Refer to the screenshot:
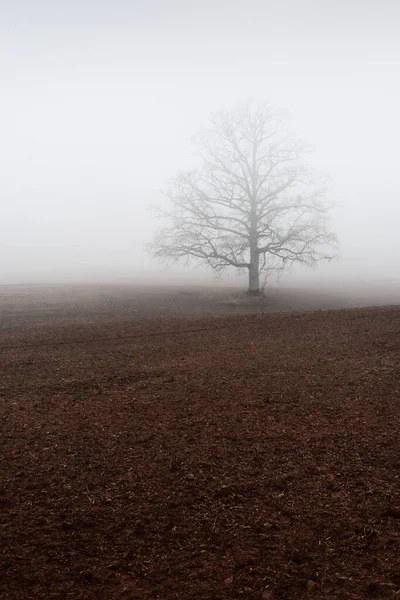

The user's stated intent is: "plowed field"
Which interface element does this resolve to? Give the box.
[1,292,399,599]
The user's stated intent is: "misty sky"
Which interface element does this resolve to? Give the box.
[1,0,400,285]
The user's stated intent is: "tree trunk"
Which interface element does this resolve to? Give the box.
[248,246,260,295]
[249,155,260,295]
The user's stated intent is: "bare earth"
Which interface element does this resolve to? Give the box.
[0,285,399,599]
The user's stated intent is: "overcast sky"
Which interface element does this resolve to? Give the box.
[1,0,399,285]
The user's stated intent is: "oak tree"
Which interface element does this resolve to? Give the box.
[154,101,336,294]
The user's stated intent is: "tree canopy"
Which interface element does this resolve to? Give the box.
[154,100,337,294]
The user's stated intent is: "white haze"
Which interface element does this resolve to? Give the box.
[1,0,399,287]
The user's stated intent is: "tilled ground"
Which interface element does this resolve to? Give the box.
[0,307,399,599]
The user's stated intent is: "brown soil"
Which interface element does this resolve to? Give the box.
[0,289,399,599]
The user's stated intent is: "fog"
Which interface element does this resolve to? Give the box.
[1,0,400,288]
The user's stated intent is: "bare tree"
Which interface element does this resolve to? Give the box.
[154,101,337,295]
